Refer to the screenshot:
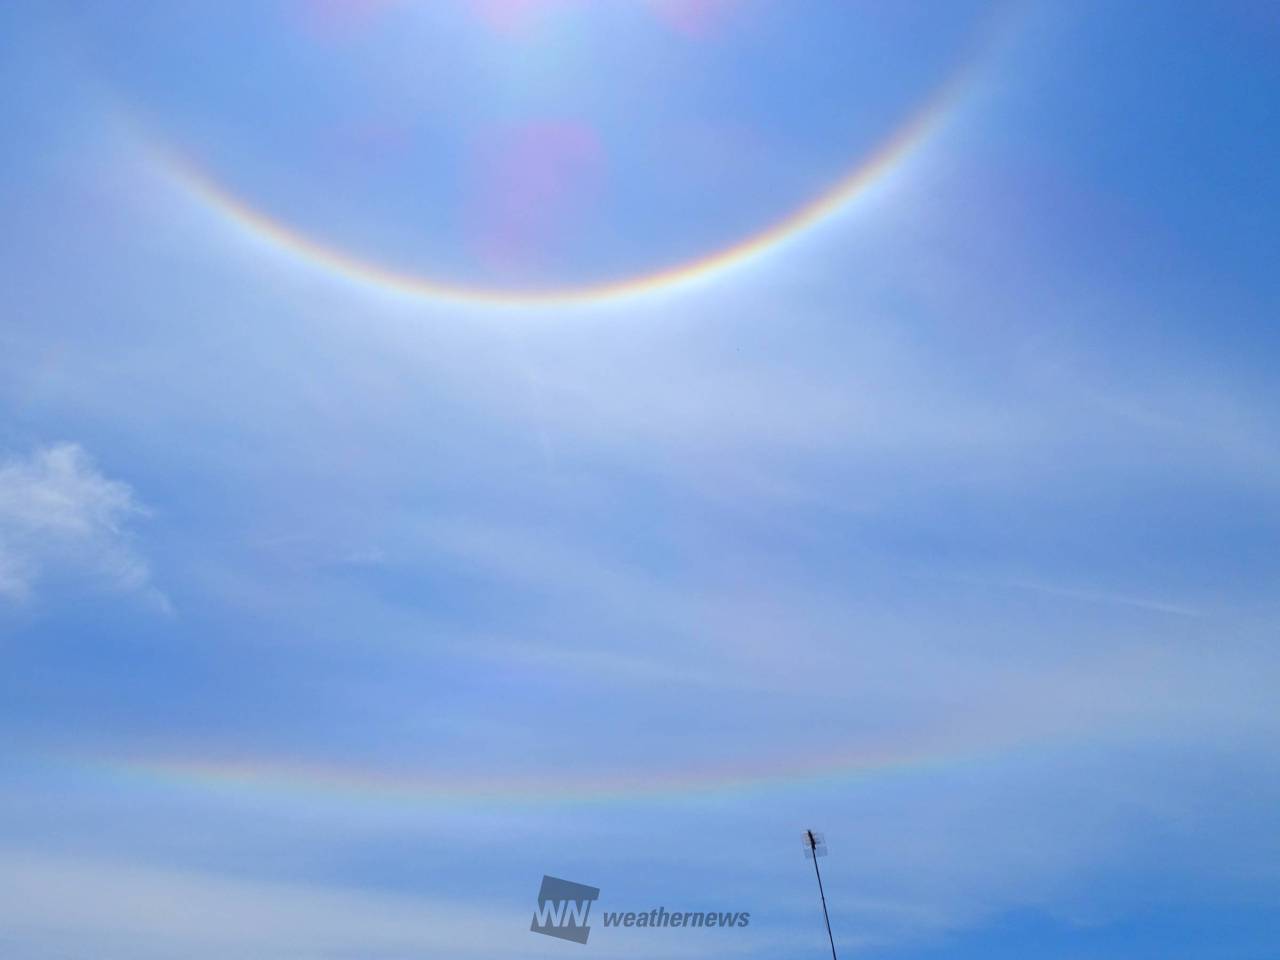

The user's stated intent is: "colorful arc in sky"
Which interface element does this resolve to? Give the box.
[150,68,975,310]
[77,720,1058,810]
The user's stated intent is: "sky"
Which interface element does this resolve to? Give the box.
[1,2,1278,958]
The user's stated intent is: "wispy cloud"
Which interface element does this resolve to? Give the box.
[0,444,163,608]
[0,853,783,960]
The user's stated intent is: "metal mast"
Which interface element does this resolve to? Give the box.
[803,829,838,960]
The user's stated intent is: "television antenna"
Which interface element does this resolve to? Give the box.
[803,829,838,960]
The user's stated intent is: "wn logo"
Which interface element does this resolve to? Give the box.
[531,875,600,944]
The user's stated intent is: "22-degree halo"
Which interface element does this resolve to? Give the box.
[151,62,976,309]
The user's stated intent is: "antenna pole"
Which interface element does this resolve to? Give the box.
[806,831,838,960]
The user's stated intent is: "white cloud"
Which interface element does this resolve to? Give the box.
[0,443,160,606]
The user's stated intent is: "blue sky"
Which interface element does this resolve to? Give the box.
[1,2,1278,957]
